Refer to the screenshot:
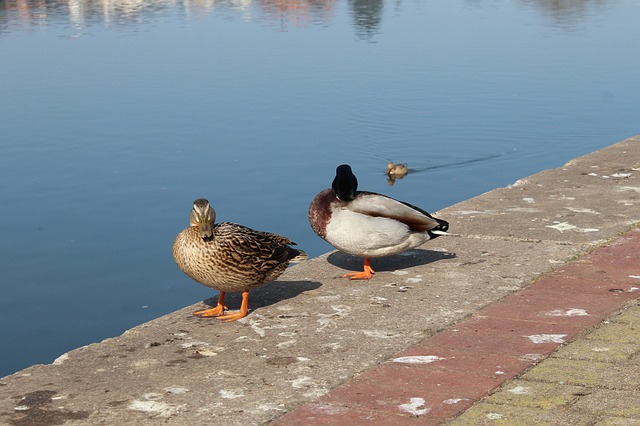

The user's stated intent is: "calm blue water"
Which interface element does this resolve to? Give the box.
[1,0,638,377]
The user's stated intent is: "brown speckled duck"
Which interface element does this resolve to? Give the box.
[385,162,409,185]
[172,198,307,322]
[309,164,449,280]
[386,162,408,177]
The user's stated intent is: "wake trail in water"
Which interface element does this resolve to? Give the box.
[409,153,506,174]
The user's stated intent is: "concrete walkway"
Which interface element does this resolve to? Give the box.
[1,136,639,425]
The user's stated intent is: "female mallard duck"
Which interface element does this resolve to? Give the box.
[386,162,408,177]
[309,164,449,280]
[173,198,307,322]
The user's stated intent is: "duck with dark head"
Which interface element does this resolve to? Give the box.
[309,164,448,280]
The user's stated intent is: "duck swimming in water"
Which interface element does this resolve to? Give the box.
[386,162,408,177]
[309,164,449,280]
[385,162,409,185]
[173,198,307,321]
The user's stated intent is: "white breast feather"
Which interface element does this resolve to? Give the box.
[325,207,432,257]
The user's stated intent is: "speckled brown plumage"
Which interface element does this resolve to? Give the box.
[172,198,306,321]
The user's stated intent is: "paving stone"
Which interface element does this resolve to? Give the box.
[521,358,640,390]
[427,316,582,358]
[611,302,640,326]
[318,363,501,421]
[481,379,589,409]
[272,403,433,426]
[573,389,640,419]
[596,417,640,425]
[390,344,530,380]
[447,402,596,425]
[585,320,640,344]
[551,338,639,362]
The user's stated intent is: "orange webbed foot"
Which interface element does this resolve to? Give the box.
[342,258,375,280]
[194,292,227,317]
[194,304,227,317]
[215,290,249,322]
[216,310,248,322]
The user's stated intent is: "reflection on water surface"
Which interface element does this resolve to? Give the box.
[0,0,620,37]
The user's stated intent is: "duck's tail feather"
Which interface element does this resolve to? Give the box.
[428,217,449,239]
[289,249,308,263]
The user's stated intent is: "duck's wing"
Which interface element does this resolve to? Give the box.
[218,223,300,273]
[346,192,442,232]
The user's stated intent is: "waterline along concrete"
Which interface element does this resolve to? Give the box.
[1,136,639,425]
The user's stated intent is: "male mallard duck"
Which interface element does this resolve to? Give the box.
[172,198,307,322]
[309,164,449,280]
[386,162,408,177]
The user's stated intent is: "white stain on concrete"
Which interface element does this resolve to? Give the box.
[527,334,567,344]
[52,353,69,365]
[391,355,444,364]
[617,186,640,194]
[405,277,423,284]
[487,413,504,420]
[591,347,611,352]
[180,341,210,349]
[315,295,341,302]
[508,386,531,395]
[194,348,218,357]
[450,209,498,216]
[391,270,409,275]
[289,377,326,398]
[398,397,430,416]
[276,340,296,349]
[276,305,293,311]
[565,207,600,215]
[255,403,286,413]
[14,406,29,411]
[164,386,189,395]
[290,377,313,389]
[249,322,266,338]
[545,222,599,233]
[610,173,633,178]
[507,207,541,213]
[545,308,589,317]
[219,390,243,399]
[362,330,403,339]
[132,358,160,369]
[519,353,544,362]
[316,305,351,331]
[128,393,184,418]
[443,398,466,405]
[510,178,528,187]
[523,197,535,204]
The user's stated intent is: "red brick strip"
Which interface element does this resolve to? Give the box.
[273,229,640,425]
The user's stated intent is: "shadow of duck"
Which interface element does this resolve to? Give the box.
[200,280,322,313]
[327,249,456,274]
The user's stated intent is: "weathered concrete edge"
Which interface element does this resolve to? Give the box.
[0,135,638,426]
